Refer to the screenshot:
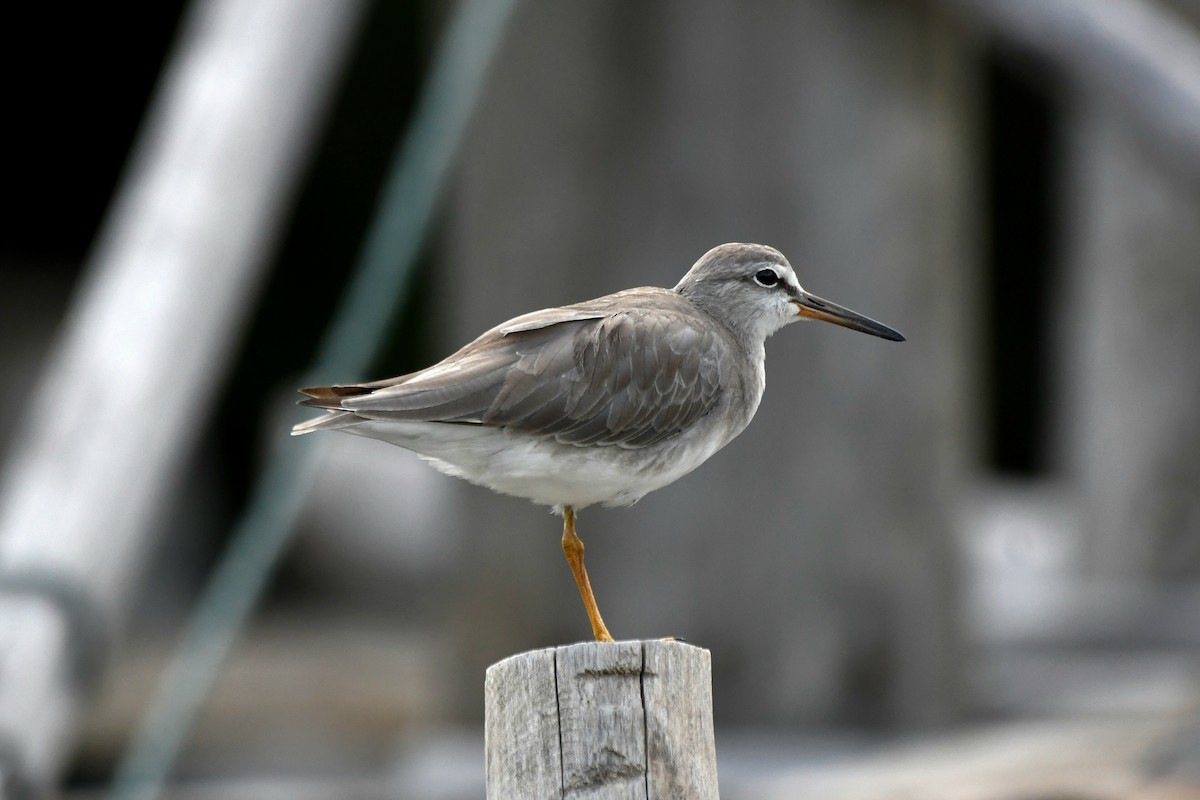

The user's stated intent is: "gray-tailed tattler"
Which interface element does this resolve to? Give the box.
[293,243,904,641]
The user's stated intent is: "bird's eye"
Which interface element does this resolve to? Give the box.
[754,269,780,288]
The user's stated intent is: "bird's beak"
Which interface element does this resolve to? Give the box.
[792,292,905,341]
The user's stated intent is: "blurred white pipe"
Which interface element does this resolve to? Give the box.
[0,0,363,792]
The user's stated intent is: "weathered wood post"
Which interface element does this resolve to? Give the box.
[485,640,718,799]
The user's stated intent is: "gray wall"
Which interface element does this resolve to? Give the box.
[1059,107,1200,581]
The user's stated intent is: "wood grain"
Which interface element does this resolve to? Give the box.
[485,640,718,799]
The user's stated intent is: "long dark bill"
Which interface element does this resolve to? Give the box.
[792,292,905,342]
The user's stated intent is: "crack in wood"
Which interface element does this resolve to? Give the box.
[573,664,642,678]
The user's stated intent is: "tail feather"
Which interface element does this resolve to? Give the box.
[291,409,359,436]
[298,384,374,408]
[294,380,411,433]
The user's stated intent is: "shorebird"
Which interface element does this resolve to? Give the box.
[293,243,903,641]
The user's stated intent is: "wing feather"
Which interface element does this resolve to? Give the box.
[300,292,727,449]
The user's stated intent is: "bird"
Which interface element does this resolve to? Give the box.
[292,243,903,642]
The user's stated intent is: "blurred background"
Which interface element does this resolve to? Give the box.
[2,0,1200,797]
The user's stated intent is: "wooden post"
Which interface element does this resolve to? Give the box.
[485,640,719,799]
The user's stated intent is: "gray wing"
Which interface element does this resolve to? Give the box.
[303,307,725,449]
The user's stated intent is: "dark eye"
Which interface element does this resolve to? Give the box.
[754,269,780,288]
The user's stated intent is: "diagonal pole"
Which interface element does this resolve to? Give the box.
[108,1,519,798]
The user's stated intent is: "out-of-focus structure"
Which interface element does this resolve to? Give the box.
[1,0,1198,797]
[0,0,365,795]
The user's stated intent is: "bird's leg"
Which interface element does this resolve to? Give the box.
[561,506,615,642]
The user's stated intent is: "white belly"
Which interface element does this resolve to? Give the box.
[347,418,741,510]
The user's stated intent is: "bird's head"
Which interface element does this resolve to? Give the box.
[674,243,905,345]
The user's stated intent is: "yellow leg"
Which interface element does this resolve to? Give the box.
[561,507,615,642]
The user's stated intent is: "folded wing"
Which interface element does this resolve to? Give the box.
[299,305,724,449]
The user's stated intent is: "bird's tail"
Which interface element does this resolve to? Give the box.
[291,409,360,436]
[291,384,378,436]
[297,384,375,408]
